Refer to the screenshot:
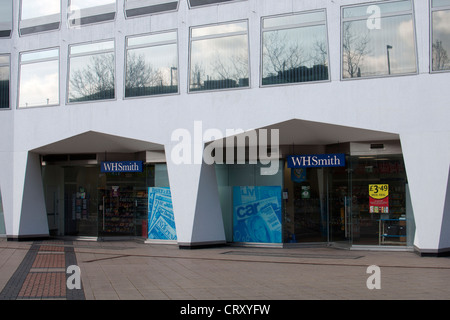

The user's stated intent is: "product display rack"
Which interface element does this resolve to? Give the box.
[100,187,148,236]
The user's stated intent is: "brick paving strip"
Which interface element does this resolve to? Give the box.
[0,241,85,300]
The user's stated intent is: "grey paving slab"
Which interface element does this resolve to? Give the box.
[1,239,450,301]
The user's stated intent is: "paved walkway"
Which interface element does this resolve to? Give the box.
[0,238,450,301]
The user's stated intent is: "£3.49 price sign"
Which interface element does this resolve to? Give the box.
[369,184,389,214]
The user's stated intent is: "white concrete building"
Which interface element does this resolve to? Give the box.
[0,0,449,256]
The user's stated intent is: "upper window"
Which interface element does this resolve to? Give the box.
[189,20,250,92]
[68,0,116,27]
[68,40,115,103]
[0,55,9,109]
[431,0,450,72]
[261,10,329,86]
[126,30,178,98]
[188,0,244,8]
[18,48,60,108]
[20,0,61,36]
[0,0,12,38]
[125,0,179,18]
[341,0,417,79]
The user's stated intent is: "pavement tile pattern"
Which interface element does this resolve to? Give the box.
[0,240,85,300]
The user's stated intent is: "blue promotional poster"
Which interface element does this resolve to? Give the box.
[148,187,177,241]
[233,186,282,243]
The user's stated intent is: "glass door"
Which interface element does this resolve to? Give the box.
[327,163,353,246]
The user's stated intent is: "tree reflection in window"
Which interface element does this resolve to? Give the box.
[431,1,450,72]
[262,10,329,86]
[68,41,115,103]
[125,31,178,98]
[189,21,250,92]
[342,0,417,79]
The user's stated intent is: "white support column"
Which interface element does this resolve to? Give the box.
[401,132,450,255]
[0,152,48,240]
[0,151,15,238]
[166,152,226,248]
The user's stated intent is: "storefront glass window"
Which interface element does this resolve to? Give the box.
[431,0,450,71]
[42,162,166,238]
[216,162,284,244]
[189,20,250,92]
[350,155,408,246]
[20,0,61,35]
[283,150,410,247]
[261,10,329,86]
[341,0,417,79]
[125,30,178,98]
[18,48,59,108]
[68,0,116,27]
[125,0,179,18]
[0,55,9,109]
[0,0,12,38]
[68,40,115,103]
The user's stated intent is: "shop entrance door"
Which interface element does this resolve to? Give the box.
[284,164,353,245]
[98,172,149,239]
[327,166,353,246]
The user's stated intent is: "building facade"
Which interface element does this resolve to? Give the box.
[0,0,450,256]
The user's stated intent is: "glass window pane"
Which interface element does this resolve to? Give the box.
[263,11,326,29]
[0,0,12,37]
[68,0,116,27]
[432,0,450,8]
[190,33,249,91]
[262,11,329,86]
[70,41,115,55]
[125,0,179,18]
[188,0,239,8]
[19,50,59,108]
[192,21,247,38]
[127,31,177,47]
[343,0,412,19]
[69,52,115,103]
[0,55,9,109]
[20,0,61,35]
[432,10,450,71]
[342,5,417,79]
[126,32,178,98]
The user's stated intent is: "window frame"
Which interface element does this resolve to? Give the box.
[0,53,10,110]
[124,0,180,19]
[67,0,117,28]
[67,39,116,105]
[188,19,251,93]
[340,0,419,81]
[124,29,180,99]
[19,0,61,36]
[430,0,450,73]
[260,8,331,88]
[18,47,60,109]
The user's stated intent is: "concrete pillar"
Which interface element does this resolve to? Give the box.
[0,152,48,240]
[166,150,226,248]
[401,132,450,256]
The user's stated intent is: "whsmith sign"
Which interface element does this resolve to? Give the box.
[101,161,143,173]
[287,154,346,168]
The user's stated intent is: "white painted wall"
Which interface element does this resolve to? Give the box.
[0,0,448,253]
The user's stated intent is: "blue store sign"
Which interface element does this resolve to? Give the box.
[101,161,143,173]
[287,154,346,168]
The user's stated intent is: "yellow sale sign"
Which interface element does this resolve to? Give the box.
[369,184,389,199]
